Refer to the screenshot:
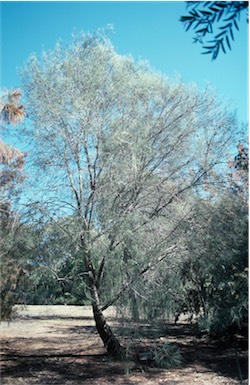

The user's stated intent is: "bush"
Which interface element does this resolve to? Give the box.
[152,343,183,368]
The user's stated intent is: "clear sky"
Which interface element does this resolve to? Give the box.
[0,1,249,125]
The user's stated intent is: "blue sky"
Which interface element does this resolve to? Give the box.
[1,1,249,125]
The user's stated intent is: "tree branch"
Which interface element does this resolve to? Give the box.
[100,244,178,311]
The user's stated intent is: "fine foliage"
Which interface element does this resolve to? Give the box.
[20,30,239,354]
[152,343,183,369]
[134,144,248,337]
[180,1,248,60]
[0,89,26,320]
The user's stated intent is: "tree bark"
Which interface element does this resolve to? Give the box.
[90,283,125,358]
[92,303,125,358]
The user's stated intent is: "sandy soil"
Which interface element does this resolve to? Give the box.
[0,305,248,385]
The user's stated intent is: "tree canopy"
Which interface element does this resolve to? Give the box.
[14,30,247,355]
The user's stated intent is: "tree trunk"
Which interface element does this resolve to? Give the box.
[92,303,125,358]
[82,245,126,358]
[90,283,125,358]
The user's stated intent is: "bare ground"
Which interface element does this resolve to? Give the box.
[0,305,248,385]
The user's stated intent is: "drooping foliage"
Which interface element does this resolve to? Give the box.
[19,29,242,353]
[133,145,248,337]
[180,1,248,60]
[17,218,90,306]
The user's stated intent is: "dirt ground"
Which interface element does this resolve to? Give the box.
[0,305,248,385]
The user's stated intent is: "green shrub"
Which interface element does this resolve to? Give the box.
[152,343,183,369]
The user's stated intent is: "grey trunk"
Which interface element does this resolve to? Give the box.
[91,284,125,358]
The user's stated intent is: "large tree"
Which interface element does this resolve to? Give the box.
[21,30,238,357]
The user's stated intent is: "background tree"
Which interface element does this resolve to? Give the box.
[0,90,26,214]
[20,30,238,357]
[180,1,248,60]
[140,144,248,337]
[0,89,26,320]
[18,218,89,306]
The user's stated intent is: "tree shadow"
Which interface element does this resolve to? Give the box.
[108,318,198,342]
[126,321,248,381]
[15,314,94,321]
[1,350,125,384]
[2,315,248,384]
[65,324,97,334]
[53,316,248,381]
[162,322,248,379]
[178,339,248,380]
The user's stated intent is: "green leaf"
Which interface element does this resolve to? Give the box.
[209,6,221,12]
[208,20,214,33]
[220,40,226,54]
[217,10,224,22]
[193,35,204,44]
[224,14,237,22]
[180,15,194,22]
[233,19,239,30]
[203,45,214,50]
[215,30,227,39]
[226,35,232,50]
[229,27,234,41]
[190,10,200,18]
[194,20,203,29]
[196,27,208,35]
[219,22,232,30]
[215,3,228,8]
[200,10,212,16]
[212,44,220,60]
[186,21,195,32]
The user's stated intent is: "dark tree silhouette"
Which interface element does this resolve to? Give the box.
[180,1,248,60]
[234,143,248,171]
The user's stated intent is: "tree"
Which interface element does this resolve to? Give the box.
[0,90,26,213]
[180,1,248,60]
[144,144,248,337]
[18,219,90,306]
[178,183,248,337]
[0,89,26,320]
[21,30,238,357]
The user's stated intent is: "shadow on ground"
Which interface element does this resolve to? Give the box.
[1,349,128,385]
[14,314,94,321]
[1,314,248,385]
[109,319,248,381]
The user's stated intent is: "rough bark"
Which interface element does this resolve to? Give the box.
[92,302,125,358]
[89,279,125,358]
